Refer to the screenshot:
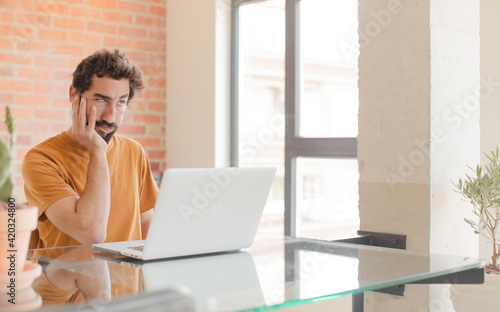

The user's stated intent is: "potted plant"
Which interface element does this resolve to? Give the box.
[450,148,500,311]
[0,106,41,309]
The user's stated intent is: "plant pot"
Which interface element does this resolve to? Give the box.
[0,262,42,290]
[0,284,42,311]
[0,262,41,311]
[0,204,38,275]
[450,273,500,312]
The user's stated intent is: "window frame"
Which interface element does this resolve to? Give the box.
[231,0,357,237]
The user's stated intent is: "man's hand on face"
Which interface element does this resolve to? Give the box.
[70,94,108,155]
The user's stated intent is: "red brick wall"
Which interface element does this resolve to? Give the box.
[0,0,167,201]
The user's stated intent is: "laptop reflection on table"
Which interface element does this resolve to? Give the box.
[99,251,265,312]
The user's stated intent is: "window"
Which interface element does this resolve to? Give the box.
[233,0,286,234]
[232,0,359,239]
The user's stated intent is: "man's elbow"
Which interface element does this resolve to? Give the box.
[76,225,107,245]
[88,232,107,245]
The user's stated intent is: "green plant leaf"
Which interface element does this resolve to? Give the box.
[5,106,16,149]
[464,218,476,227]
[0,106,15,202]
[0,137,11,188]
[0,176,13,203]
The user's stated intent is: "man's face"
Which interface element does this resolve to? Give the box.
[76,75,130,143]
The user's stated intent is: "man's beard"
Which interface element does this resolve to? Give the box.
[95,120,118,143]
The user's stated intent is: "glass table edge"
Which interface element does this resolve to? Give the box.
[234,260,486,312]
[26,235,488,312]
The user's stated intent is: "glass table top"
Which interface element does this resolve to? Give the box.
[24,233,485,311]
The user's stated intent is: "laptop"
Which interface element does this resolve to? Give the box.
[92,167,276,260]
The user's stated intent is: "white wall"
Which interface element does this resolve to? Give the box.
[479,0,500,261]
[358,0,480,310]
[166,0,231,168]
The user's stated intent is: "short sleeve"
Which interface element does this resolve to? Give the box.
[138,148,159,213]
[22,151,77,218]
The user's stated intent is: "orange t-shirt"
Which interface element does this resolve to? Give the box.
[22,132,159,248]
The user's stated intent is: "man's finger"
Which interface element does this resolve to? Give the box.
[79,97,86,133]
[72,94,80,127]
[88,106,97,131]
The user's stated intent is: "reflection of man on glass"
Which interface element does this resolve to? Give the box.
[22,49,159,248]
[32,248,114,305]
[30,248,195,311]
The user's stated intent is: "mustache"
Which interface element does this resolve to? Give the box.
[95,120,117,128]
[94,120,119,144]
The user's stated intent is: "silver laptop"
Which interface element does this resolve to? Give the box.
[92,167,276,260]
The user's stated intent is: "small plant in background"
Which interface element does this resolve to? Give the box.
[0,105,38,283]
[455,148,500,274]
[0,106,16,203]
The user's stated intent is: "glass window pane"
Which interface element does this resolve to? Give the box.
[299,0,359,138]
[296,157,359,240]
[238,0,285,234]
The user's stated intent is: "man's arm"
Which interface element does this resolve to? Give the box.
[45,95,111,245]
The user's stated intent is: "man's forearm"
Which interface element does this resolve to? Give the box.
[75,150,111,243]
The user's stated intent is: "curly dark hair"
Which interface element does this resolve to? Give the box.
[72,49,144,101]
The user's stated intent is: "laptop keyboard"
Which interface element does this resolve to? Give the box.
[128,245,144,252]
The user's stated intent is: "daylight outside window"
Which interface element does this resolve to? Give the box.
[235,0,359,239]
